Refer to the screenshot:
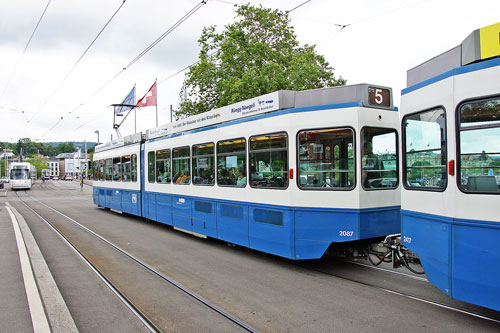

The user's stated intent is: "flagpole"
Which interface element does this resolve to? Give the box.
[155,78,158,127]
[134,84,137,134]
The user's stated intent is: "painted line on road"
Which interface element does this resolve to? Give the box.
[6,202,79,332]
[6,204,51,333]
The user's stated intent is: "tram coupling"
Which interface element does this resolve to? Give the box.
[362,234,426,275]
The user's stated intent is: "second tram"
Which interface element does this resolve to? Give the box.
[400,22,500,311]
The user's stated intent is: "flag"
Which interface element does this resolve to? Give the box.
[136,81,157,108]
[115,85,136,114]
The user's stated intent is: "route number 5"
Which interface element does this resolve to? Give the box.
[374,89,383,104]
[368,86,390,108]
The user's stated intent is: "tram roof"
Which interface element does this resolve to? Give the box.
[407,22,500,87]
[95,83,393,153]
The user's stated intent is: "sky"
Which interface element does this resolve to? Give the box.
[0,0,499,144]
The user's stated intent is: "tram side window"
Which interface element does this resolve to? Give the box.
[361,127,398,189]
[99,160,105,181]
[458,98,500,193]
[249,133,288,188]
[172,146,191,184]
[403,108,446,190]
[93,160,99,180]
[131,154,137,182]
[217,138,246,187]
[122,155,131,182]
[298,128,354,190]
[112,157,122,181]
[105,158,112,181]
[192,143,215,185]
[156,149,171,184]
[148,151,155,183]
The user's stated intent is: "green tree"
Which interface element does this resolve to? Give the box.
[176,4,345,118]
[26,156,48,178]
[56,142,75,154]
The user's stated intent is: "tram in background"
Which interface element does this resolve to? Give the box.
[41,169,51,180]
[10,162,36,190]
[93,84,400,260]
[400,22,500,311]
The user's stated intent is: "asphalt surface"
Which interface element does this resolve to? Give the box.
[1,180,499,332]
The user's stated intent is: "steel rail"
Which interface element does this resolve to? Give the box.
[293,260,500,325]
[17,192,259,333]
[14,192,159,333]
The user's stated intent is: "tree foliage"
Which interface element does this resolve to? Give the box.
[26,156,48,178]
[2,139,85,157]
[176,4,345,118]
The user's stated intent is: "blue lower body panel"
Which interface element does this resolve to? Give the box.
[94,187,141,217]
[95,188,400,260]
[294,206,400,259]
[402,210,500,312]
[217,203,249,247]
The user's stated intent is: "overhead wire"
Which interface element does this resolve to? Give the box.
[30,0,129,124]
[74,0,313,134]
[0,0,53,100]
[110,0,209,83]
[286,0,312,13]
[55,0,209,134]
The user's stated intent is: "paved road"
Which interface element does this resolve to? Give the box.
[1,179,499,332]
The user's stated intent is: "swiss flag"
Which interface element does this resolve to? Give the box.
[136,81,157,107]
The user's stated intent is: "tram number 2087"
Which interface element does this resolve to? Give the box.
[339,230,354,237]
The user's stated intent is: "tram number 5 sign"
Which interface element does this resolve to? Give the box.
[368,87,391,108]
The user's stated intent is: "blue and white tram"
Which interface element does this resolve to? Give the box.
[10,162,35,190]
[400,22,500,311]
[93,133,142,216]
[94,84,401,260]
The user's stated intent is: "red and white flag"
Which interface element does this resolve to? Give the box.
[136,81,157,107]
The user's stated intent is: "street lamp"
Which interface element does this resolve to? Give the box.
[94,130,100,144]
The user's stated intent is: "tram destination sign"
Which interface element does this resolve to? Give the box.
[147,91,293,140]
[368,86,391,108]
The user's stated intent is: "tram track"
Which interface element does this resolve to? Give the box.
[289,256,500,324]
[14,191,258,333]
[14,183,500,330]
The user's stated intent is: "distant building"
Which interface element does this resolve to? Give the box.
[47,160,59,177]
[55,149,89,178]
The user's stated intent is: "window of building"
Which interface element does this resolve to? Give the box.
[122,155,131,182]
[361,127,398,189]
[249,133,288,188]
[148,151,155,183]
[458,98,500,193]
[217,138,246,187]
[403,108,446,190]
[192,143,215,185]
[172,146,190,184]
[156,149,171,183]
[298,128,354,189]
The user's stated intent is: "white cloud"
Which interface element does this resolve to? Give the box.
[1,0,499,143]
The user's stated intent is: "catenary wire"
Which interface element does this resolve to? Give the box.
[29,0,129,124]
[73,0,311,134]
[286,0,312,13]
[73,0,313,134]
[44,0,209,136]
[0,0,53,100]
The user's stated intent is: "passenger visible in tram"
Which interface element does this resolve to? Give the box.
[362,141,383,188]
[236,168,246,186]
